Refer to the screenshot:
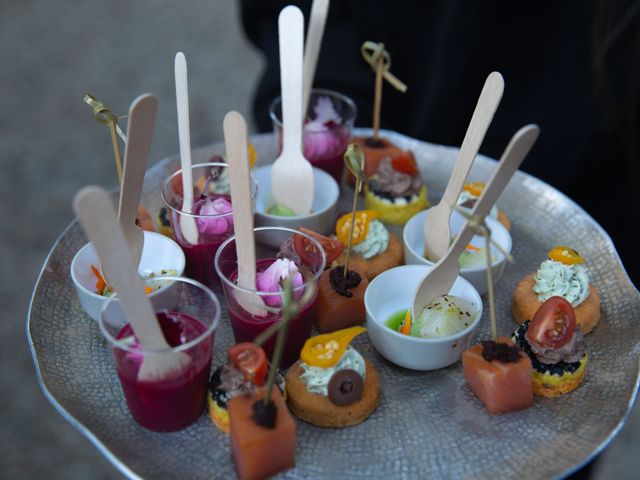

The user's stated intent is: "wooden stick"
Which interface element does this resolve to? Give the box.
[373,57,384,140]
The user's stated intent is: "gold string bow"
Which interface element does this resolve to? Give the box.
[83,94,128,183]
[360,41,407,93]
[453,205,513,342]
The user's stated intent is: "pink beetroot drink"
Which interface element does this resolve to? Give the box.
[113,311,213,432]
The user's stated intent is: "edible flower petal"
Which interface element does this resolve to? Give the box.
[255,258,304,307]
[194,196,233,235]
[310,95,342,126]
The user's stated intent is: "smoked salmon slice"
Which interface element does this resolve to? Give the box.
[462,336,533,414]
[315,265,368,333]
[228,388,296,480]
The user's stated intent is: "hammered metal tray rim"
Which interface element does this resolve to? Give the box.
[27,219,143,480]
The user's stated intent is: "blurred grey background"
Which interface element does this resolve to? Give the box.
[0,1,637,478]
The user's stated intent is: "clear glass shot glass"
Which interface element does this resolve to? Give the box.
[214,226,326,367]
[269,89,357,183]
[161,162,259,290]
[99,276,220,432]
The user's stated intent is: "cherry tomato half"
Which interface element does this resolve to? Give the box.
[526,296,576,349]
[294,227,344,265]
[228,343,268,386]
[390,153,419,176]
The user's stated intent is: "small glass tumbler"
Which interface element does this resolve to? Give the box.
[214,227,326,367]
[161,162,258,290]
[269,89,357,183]
[99,276,220,432]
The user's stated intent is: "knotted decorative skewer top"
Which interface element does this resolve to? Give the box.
[360,41,407,93]
[83,94,127,183]
[360,41,407,141]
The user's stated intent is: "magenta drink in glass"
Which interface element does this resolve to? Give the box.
[99,276,220,432]
[270,89,356,183]
[215,227,326,367]
[161,162,258,290]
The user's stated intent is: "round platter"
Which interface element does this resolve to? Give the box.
[28,129,640,479]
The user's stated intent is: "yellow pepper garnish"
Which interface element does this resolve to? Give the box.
[463,182,485,197]
[300,326,366,368]
[248,143,257,169]
[336,210,380,246]
[548,246,585,265]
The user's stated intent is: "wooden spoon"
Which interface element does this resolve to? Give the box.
[423,71,504,262]
[223,111,267,317]
[412,124,540,322]
[175,52,199,245]
[302,0,330,117]
[118,93,158,267]
[271,5,314,215]
[74,186,190,381]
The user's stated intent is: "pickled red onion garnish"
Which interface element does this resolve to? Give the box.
[256,258,304,307]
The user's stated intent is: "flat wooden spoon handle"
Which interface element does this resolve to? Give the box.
[302,0,330,117]
[175,52,199,244]
[74,186,169,349]
[445,124,540,265]
[223,111,257,290]
[440,71,504,207]
[118,94,158,227]
[279,5,304,158]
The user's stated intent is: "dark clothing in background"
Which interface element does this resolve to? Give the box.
[241,0,640,286]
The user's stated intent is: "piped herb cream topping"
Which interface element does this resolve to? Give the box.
[533,259,589,307]
[352,219,389,259]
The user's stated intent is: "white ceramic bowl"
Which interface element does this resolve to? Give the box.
[70,231,186,321]
[403,208,512,295]
[365,264,483,370]
[252,164,340,239]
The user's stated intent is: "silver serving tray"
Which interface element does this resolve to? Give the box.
[28,129,640,479]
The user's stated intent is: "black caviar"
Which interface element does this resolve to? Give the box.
[329,266,361,297]
[513,321,583,375]
[208,366,228,409]
[158,206,170,227]
[481,340,522,363]
[252,399,277,429]
[364,137,386,148]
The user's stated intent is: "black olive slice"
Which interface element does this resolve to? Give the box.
[328,369,363,406]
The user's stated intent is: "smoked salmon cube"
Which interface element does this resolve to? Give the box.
[462,336,533,414]
[228,388,296,480]
[315,265,368,333]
